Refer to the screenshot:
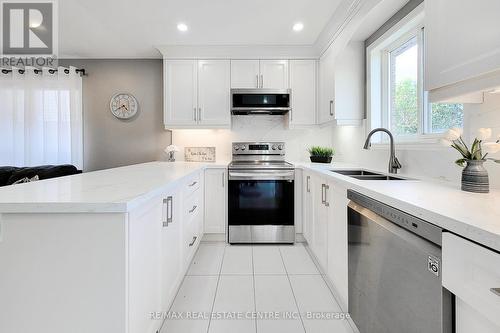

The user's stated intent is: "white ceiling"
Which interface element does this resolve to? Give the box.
[59,0,343,58]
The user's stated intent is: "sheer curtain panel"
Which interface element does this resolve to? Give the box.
[0,67,83,169]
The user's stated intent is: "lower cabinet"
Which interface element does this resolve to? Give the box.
[302,169,349,310]
[204,168,227,234]
[442,232,500,333]
[128,171,205,333]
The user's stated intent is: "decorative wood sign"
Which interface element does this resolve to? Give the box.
[185,147,216,162]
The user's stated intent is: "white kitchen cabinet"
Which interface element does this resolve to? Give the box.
[326,182,349,309]
[302,170,314,244]
[164,60,231,128]
[289,59,317,126]
[442,232,500,333]
[425,0,500,101]
[160,192,183,313]
[198,60,231,126]
[230,59,289,89]
[334,42,364,126]
[181,172,204,269]
[307,173,328,271]
[204,168,227,234]
[164,59,198,127]
[318,47,336,124]
[260,60,289,89]
[230,60,260,88]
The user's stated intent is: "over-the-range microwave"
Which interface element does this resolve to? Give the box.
[231,89,291,115]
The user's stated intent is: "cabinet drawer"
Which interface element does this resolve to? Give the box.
[442,232,500,327]
[184,190,201,222]
[183,172,201,198]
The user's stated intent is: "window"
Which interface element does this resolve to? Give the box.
[0,68,83,168]
[367,7,463,144]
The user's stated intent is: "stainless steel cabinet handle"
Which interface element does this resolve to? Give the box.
[329,100,334,116]
[189,181,198,187]
[189,236,197,247]
[260,74,263,88]
[256,74,259,88]
[189,205,197,213]
[162,196,173,227]
[193,107,197,121]
[491,288,500,296]
[306,176,310,193]
[222,172,225,187]
[198,107,202,121]
[324,184,330,207]
[321,184,325,204]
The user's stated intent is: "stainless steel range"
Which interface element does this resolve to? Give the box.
[228,142,295,244]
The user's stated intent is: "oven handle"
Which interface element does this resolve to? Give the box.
[228,170,295,181]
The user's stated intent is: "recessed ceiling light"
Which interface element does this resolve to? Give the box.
[177,23,188,32]
[293,22,304,32]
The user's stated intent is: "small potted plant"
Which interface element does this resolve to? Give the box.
[442,127,500,193]
[307,146,335,164]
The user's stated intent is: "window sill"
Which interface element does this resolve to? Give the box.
[370,136,448,151]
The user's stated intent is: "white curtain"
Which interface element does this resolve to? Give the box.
[0,66,83,169]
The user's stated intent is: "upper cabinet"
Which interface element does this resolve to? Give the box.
[231,59,289,89]
[164,59,231,129]
[230,60,260,88]
[425,0,500,101]
[197,60,231,126]
[289,59,317,126]
[318,48,336,124]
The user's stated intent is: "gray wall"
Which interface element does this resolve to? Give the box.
[60,59,171,172]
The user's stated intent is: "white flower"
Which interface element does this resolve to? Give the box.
[482,142,500,154]
[444,128,461,141]
[477,128,492,141]
[164,145,180,153]
[440,138,453,147]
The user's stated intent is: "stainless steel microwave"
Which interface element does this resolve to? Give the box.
[231,89,291,115]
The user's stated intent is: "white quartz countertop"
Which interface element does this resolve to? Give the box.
[0,162,228,213]
[297,162,500,252]
[0,160,499,251]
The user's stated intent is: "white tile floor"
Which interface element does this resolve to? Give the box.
[161,242,353,333]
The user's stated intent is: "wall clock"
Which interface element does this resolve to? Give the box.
[109,93,138,119]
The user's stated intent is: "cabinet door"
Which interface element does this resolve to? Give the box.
[164,60,198,126]
[326,183,349,309]
[312,175,328,270]
[128,196,163,333]
[302,171,314,244]
[425,0,500,92]
[318,48,335,124]
[198,60,231,127]
[160,192,183,313]
[260,60,289,89]
[204,168,227,234]
[230,60,260,88]
[289,60,316,126]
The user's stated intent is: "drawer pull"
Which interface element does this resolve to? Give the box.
[491,288,500,297]
[188,181,198,187]
[189,205,197,213]
[162,196,173,227]
[189,236,197,247]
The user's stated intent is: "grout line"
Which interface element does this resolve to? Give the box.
[251,245,258,333]
[278,246,307,333]
[206,242,227,333]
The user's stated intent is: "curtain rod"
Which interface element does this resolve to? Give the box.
[1,68,86,76]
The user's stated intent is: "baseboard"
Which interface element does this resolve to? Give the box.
[202,233,226,242]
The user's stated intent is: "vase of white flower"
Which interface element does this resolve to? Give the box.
[442,127,500,194]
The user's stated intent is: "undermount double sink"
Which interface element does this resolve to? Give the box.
[331,169,410,181]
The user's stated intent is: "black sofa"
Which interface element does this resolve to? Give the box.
[0,165,82,187]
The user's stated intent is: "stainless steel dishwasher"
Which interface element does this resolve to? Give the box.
[347,190,453,333]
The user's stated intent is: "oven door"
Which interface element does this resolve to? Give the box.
[228,169,295,243]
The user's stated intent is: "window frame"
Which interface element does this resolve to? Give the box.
[366,4,462,148]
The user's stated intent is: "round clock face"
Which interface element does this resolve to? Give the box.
[110,93,138,119]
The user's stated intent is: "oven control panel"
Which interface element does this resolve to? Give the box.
[232,142,285,155]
